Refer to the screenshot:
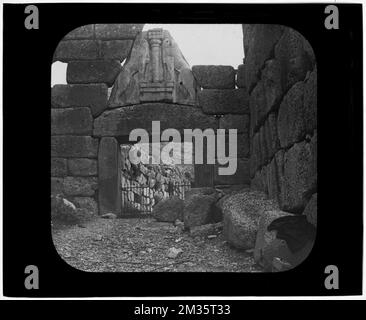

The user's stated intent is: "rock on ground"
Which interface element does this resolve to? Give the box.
[222,190,279,249]
[183,188,223,229]
[152,196,184,222]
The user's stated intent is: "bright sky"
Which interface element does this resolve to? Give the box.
[51,24,243,86]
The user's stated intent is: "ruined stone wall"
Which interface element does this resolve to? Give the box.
[240,25,317,221]
[51,24,144,216]
[192,65,250,186]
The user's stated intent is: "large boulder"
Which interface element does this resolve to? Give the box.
[254,210,294,270]
[152,196,184,222]
[183,188,223,228]
[222,190,279,249]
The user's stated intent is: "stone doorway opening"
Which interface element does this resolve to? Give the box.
[119,141,194,216]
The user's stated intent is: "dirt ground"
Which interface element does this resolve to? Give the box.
[52,217,262,272]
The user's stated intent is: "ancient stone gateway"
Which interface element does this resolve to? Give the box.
[51,25,251,216]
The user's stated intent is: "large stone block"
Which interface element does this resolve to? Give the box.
[67,60,121,87]
[259,125,268,165]
[51,107,93,135]
[281,136,317,212]
[51,158,67,177]
[98,137,121,215]
[99,40,133,61]
[277,81,306,149]
[63,25,94,40]
[266,158,280,202]
[51,84,108,117]
[304,67,317,134]
[198,89,249,114]
[192,65,236,89]
[51,177,64,194]
[219,114,249,134]
[183,192,221,228]
[53,40,98,62]
[249,59,282,134]
[303,193,317,227]
[95,24,144,40]
[68,158,97,176]
[242,24,284,92]
[214,158,250,185]
[222,189,279,249]
[93,103,218,137]
[249,81,266,134]
[254,210,294,269]
[236,64,246,88]
[153,196,184,222]
[274,27,315,92]
[264,112,280,159]
[63,177,98,196]
[250,132,261,177]
[51,136,99,158]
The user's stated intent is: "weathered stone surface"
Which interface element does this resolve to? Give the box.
[266,158,280,202]
[219,114,249,134]
[50,86,103,117]
[235,134,250,158]
[249,60,283,134]
[51,158,67,177]
[259,125,268,165]
[251,170,265,192]
[222,190,279,249]
[51,194,78,223]
[52,84,108,117]
[281,135,317,212]
[303,67,317,134]
[51,136,98,158]
[214,158,250,185]
[199,89,249,114]
[67,60,121,87]
[242,24,284,92]
[264,112,280,159]
[192,65,236,89]
[68,158,97,176]
[51,177,64,194]
[183,192,220,228]
[53,40,98,62]
[99,40,133,61]
[109,29,197,107]
[72,196,98,216]
[95,24,144,39]
[63,177,98,196]
[152,196,184,222]
[98,137,121,216]
[274,27,315,92]
[277,81,306,149]
[250,132,261,177]
[254,210,294,269]
[303,193,317,227]
[236,64,246,88]
[93,103,218,137]
[51,107,93,135]
[64,25,94,40]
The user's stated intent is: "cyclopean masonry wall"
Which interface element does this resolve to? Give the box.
[240,25,317,224]
[51,24,251,217]
[51,24,144,216]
